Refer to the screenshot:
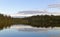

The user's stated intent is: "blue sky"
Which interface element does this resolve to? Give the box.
[0,0,60,16]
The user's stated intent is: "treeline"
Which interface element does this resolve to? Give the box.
[12,15,60,27]
[20,15,60,27]
[0,14,28,30]
[0,14,13,30]
[0,14,60,30]
[25,15,60,27]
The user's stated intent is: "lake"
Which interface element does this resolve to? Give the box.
[0,24,60,37]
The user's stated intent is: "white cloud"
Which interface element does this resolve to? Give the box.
[1,10,60,18]
[48,4,60,8]
[10,10,51,17]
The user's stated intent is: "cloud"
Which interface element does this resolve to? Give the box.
[10,10,60,18]
[18,10,48,15]
[10,10,50,17]
[48,4,60,8]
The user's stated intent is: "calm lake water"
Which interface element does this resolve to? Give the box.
[0,24,60,37]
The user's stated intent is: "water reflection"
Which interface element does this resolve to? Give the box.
[10,25,60,32]
[0,24,60,37]
[10,25,51,32]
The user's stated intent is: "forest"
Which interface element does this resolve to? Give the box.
[18,15,60,27]
[0,14,60,30]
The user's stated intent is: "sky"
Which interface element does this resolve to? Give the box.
[0,0,60,17]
